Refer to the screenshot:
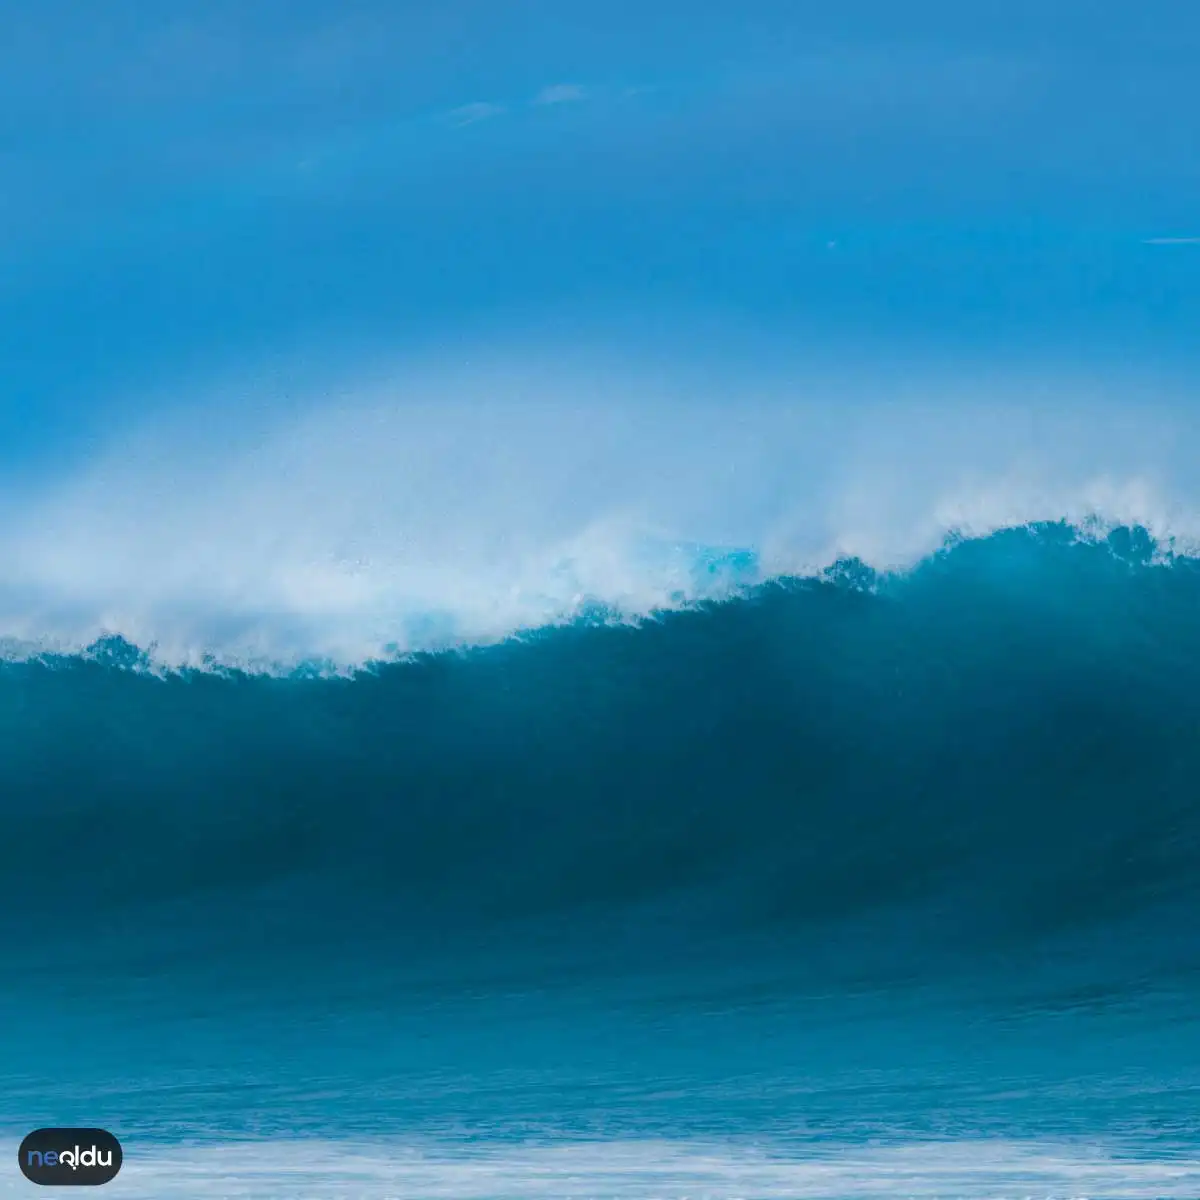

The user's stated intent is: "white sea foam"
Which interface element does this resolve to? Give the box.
[2,1135,1196,1199]
[2,356,1198,672]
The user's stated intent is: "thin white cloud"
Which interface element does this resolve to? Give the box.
[447,101,505,126]
[1143,236,1200,245]
[534,83,587,106]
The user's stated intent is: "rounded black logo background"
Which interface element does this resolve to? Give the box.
[18,1130,122,1187]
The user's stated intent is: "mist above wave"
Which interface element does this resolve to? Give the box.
[2,355,1197,669]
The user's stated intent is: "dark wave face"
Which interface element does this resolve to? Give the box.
[4,523,1200,1196]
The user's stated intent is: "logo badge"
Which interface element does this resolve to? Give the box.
[18,1130,122,1187]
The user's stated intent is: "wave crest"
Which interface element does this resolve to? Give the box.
[5,366,1199,669]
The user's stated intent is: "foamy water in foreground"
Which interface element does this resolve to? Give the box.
[4,1137,1198,1198]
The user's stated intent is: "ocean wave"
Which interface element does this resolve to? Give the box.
[4,524,1199,1005]
[5,513,1200,1192]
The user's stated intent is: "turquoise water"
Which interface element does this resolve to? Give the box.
[2,523,1199,1197]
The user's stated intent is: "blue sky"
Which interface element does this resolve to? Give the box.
[3,0,1198,460]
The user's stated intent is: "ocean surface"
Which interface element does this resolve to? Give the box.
[3,521,1200,1197]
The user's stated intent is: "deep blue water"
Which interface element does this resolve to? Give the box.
[3,522,1200,1197]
